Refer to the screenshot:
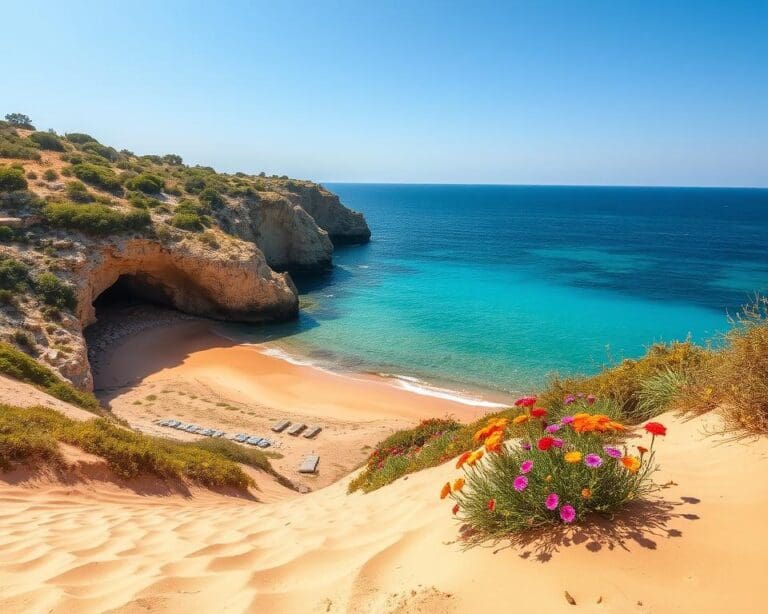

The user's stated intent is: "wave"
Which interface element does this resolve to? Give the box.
[382,374,509,408]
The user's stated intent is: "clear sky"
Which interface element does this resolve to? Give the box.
[2,1,766,186]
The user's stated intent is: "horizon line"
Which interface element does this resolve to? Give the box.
[319,181,768,190]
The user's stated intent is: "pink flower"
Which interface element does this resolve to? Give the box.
[520,460,533,473]
[603,446,622,459]
[521,442,532,451]
[552,438,564,448]
[586,394,596,405]
[545,493,559,510]
[584,453,603,468]
[560,415,575,424]
[545,424,561,434]
[563,395,575,405]
[513,475,528,491]
[560,504,576,523]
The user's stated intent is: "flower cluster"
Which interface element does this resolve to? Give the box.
[440,394,666,534]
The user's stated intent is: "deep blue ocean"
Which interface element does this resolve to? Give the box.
[226,184,768,398]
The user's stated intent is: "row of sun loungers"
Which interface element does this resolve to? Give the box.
[231,433,278,449]
[272,420,322,439]
[158,419,226,438]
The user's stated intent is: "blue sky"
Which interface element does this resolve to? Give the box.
[2,1,766,186]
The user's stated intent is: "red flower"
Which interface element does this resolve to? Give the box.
[452,503,460,515]
[644,422,667,436]
[537,436,554,451]
[637,445,648,455]
[514,396,537,407]
[531,408,547,418]
[487,499,496,512]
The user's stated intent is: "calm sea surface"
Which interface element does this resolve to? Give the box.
[224,184,768,397]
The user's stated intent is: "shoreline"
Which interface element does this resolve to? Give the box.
[89,306,511,489]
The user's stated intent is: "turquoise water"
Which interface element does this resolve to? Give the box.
[226,184,768,395]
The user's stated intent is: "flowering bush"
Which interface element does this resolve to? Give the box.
[442,396,663,534]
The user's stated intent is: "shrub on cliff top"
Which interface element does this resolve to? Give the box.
[0,166,28,192]
[64,132,97,145]
[4,113,35,129]
[65,180,94,203]
[80,141,119,162]
[125,172,164,195]
[28,131,65,151]
[0,255,29,291]
[33,271,77,311]
[0,343,100,411]
[0,127,41,160]
[43,202,151,235]
[70,163,123,193]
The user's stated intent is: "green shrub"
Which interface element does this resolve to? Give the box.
[0,166,28,191]
[28,131,65,151]
[42,168,58,181]
[71,163,123,193]
[447,402,659,537]
[0,404,256,490]
[0,343,100,410]
[80,141,119,162]
[64,132,97,145]
[64,180,94,202]
[0,289,18,307]
[0,128,41,160]
[125,172,164,194]
[33,271,76,311]
[0,255,29,291]
[4,113,35,129]
[162,154,183,165]
[198,187,225,209]
[183,175,207,193]
[170,212,204,231]
[0,226,14,242]
[127,191,162,209]
[43,202,151,235]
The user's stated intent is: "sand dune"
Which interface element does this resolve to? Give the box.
[1,408,766,613]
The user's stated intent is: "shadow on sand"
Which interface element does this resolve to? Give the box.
[457,495,701,562]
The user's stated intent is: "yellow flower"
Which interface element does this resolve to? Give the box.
[453,477,465,492]
[564,451,583,463]
[581,488,591,499]
[467,449,484,466]
[545,474,553,482]
[513,414,528,425]
[439,482,451,499]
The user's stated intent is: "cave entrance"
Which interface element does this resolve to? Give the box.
[93,273,177,312]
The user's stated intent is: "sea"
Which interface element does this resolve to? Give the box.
[222,184,768,401]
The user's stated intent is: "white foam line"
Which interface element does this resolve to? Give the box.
[390,377,508,408]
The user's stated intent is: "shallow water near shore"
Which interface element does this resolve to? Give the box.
[224,184,768,395]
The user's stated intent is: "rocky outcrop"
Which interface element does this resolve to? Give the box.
[219,192,333,272]
[287,185,371,245]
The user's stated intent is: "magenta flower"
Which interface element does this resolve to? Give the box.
[520,460,534,474]
[563,394,575,405]
[586,394,596,405]
[545,493,559,510]
[513,475,528,492]
[560,415,575,424]
[560,504,576,523]
[521,442,532,451]
[552,437,564,448]
[545,424,561,434]
[584,453,603,468]
[603,446,622,459]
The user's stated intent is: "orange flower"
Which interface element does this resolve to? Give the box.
[513,414,529,425]
[484,431,503,453]
[564,451,583,463]
[581,488,591,499]
[455,451,472,469]
[452,503,459,515]
[571,413,626,433]
[621,456,641,473]
[545,474,553,482]
[439,482,451,499]
[467,449,484,466]
[452,477,465,492]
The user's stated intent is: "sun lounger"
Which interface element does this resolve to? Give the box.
[271,420,291,433]
[299,455,320,474]
[213,431,225,438]
[233,433,248,442]
[287,423,306,436]
[159,419,170,426]
[257,440,270,448]
[167,420,180,427]
[303,426,322,439]
[246,436,263,446]
[185,425,199,433]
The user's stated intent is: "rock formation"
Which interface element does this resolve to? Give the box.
[286,184,371,245]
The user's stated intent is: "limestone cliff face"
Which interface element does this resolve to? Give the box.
[219,192,333,272]
[286,185,371,245]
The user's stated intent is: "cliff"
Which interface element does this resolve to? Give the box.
[0,120,369,389]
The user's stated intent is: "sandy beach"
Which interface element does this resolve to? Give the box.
[89,310,503,489]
